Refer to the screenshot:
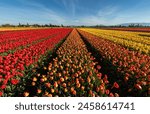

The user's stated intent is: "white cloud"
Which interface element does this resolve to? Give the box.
[1,0,150,26]
[98,6,118,17]
[61,0,78,17]
[0,0,67,25]
[73,6,119,25]
[72,5,150,26]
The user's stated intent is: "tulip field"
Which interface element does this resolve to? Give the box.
[0,28,149,97]
[105,27,150,32]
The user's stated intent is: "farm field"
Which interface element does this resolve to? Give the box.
[0,27,43,31]
[80,28,150,54]
[0,28,149,97]
[104,27,150,32]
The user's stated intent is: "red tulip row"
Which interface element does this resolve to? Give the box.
[78,29,150,96]
[22,29,120,97]
[0,28,72,96]
[0,28,67,53]
[0,29,55,43]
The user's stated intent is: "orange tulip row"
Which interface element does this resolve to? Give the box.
[78,29,150,96]
[22,29,120,97]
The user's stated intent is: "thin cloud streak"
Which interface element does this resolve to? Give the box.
[0,0,67,25]
[61,0,78,17]
[74,6,120,25]
[0,0,150,25]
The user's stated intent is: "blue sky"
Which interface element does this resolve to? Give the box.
[0,0,150,25]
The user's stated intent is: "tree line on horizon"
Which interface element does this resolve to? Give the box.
[0,23,150,28]
[0,23,65,27]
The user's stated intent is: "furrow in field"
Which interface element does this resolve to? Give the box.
[78,29,150,97]
[0,28,72,97]
[21,29,119,97]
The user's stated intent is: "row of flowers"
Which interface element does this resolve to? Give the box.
[22,29,120,97]
[0,28,67,54]
[80,28,150,54]
[78,29,150,96]
[106,27,150,32]
[80,28,150,45]
[0,27,38,32]
[0,28,72,97]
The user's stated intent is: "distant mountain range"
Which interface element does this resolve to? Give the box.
[119,23,150,26]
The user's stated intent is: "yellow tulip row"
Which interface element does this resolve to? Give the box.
[80,28,150,54]
[79,28,150,45]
